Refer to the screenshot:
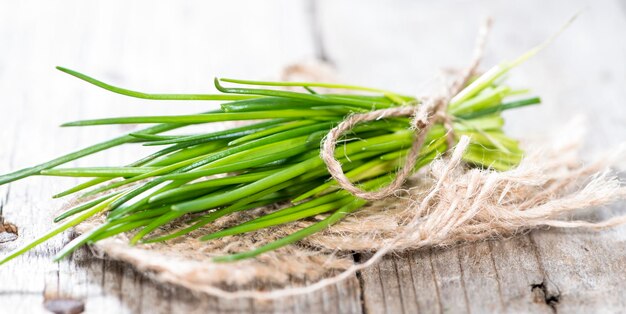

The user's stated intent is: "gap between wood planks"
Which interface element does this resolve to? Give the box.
[306,3,375,313]
[0,124,18,244]
[528,233,561,313]
[308,0,332,64]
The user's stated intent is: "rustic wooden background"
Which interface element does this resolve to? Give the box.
[1,0,625,313]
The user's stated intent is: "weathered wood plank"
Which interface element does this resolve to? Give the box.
[529,228,626,312]
[456,242,503,313]
[409,250,443,313]
[490,237,552,313]
[428,248,470,313]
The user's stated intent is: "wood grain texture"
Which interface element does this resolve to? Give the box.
[1,0,625,313]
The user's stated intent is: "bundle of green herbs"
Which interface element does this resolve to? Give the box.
[0,50,541,266]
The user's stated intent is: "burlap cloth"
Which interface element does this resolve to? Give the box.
[71,118,626,298]
[70,24,626,296]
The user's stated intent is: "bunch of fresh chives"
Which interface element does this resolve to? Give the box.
[0,57,540,265]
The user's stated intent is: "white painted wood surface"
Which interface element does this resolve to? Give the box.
[0,0,624,313]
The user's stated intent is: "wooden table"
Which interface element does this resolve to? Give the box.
[1,1,625,313]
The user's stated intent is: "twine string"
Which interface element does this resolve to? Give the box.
[321,18,493,201]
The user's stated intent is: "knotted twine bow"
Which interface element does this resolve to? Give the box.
[321,18,492,200]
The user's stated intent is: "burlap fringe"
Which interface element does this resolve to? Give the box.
[73,118,626,299]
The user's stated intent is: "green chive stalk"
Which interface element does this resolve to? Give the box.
[0,54,541,266]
